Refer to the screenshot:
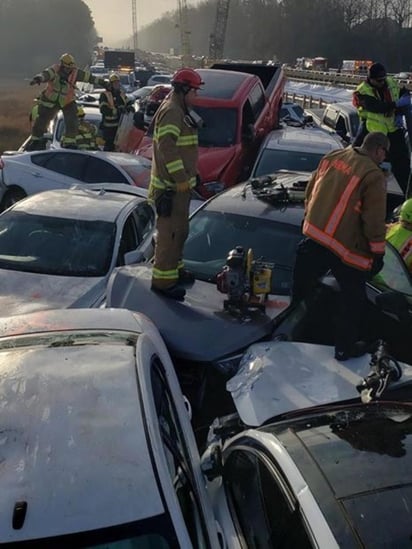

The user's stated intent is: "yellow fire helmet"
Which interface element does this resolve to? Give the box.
[60,53,76,67]
[109,72,120,83]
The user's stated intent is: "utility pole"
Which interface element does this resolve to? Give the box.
[131,0,138,52]
[177,0,192,66]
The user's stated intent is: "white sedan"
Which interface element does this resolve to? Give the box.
[0,186,154,314]
[2,306,412,547]
[0,148,152,210]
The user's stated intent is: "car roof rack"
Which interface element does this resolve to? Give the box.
[242,173,308,205]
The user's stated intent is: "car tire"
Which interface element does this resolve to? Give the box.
[1,187,27,211]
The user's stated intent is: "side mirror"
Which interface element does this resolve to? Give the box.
[375,291,410,324]
[124,249,145,265]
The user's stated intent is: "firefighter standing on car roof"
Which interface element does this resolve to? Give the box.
[149,68,204,301]
[28,53,106,150]
[386,198,412,273]
[75,106,98,150]
[99,73,134,151]
[292,132,388,362]
[353,62,411,196]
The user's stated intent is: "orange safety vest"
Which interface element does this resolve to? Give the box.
[41,64,78,108]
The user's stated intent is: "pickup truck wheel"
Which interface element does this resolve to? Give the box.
[1,188,27,211]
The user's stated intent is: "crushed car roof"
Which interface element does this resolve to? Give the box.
[0,308,164,542]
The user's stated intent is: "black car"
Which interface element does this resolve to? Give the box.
[272,241,412,365]
[184,170,308,296]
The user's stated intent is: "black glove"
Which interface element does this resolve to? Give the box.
[370,255,384,277]
[155,189,175,217]
[30,76,42,86]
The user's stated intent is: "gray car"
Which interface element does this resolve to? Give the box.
[0,186,154,314]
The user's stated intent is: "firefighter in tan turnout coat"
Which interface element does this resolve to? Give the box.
[149,68,204,301]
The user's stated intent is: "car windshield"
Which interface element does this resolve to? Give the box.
[254,149,324,176]
[193,106,237,147]
[184,210,302,294]
[0,211,115,277]
[56,117,100,142]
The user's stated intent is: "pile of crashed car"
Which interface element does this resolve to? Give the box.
[0,78,412,547]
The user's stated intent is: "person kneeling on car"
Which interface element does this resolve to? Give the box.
[292,132,388,361]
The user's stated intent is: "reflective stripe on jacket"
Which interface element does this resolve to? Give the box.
[99,90,128,128]
[149,92,198,195]
[304,147,387,271]
[354,77,399,134]
[386,223,412,272]
[39,64,78,108]
[36,66,102,109]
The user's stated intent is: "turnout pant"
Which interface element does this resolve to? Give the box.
[152,190,191,290]
[102,127,118,151]
[292,238,368,354]
[30,101,78,148]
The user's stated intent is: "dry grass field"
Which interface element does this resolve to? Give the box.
[0,79,39,153]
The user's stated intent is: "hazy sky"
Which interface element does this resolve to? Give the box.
[84,0,200,45]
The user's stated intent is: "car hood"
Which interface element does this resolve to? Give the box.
[228,341,412,427]
[0,270,107,315]
[197,146,237,182]
[106,265,290,364]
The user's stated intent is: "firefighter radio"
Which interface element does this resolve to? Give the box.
[216,246,272,314]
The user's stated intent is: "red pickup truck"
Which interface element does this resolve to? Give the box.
[138,63,285,198]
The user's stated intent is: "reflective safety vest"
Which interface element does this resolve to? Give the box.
[354,77,400,134]
[39,64,78,108]
[99,90,128,128]
[386,223,412,272]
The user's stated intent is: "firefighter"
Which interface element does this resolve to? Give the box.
[292,132,388,361]
[386,198,412,273]
[28,53,106,150]
[150,68,204,300]
[353,62,411,196]
[75,106,98,150]
[99,73,134,151]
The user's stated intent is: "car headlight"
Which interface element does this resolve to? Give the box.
[203,181,225,194]
[214,352,244,376]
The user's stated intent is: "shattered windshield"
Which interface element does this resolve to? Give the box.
[184,209,302,294]
[0,211,115,276]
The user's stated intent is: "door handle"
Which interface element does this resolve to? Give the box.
[31,171,41,177]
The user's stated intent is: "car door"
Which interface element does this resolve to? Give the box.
[115,202,154,266]
[222,443,314,548]
[147,357,222,548]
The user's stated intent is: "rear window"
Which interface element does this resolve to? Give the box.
[193,106,237,147]
[254,149,324,176]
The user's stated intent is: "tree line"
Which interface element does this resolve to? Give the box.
[1,0,412,77]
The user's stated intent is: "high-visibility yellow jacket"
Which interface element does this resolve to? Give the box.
[353,77,400,134]
[149,92,198,196]
[386,222,412,272]
[34,65,104,109]
[304,147,387,271]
